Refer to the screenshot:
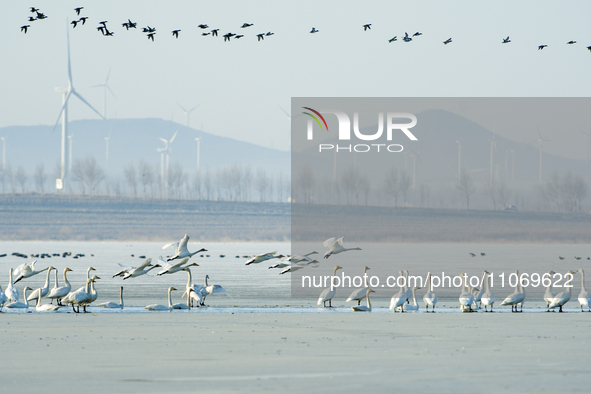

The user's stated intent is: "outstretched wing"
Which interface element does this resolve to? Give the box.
[135,258,153,271]
[323,238,336,248]
[162,242,179,251]
[169,257,190,270]
[336,237,345,246]
[178,235,190,254]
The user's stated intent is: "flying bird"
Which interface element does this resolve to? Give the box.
[443,38,452,45]
[74,7,83,15]
[388,36,397,43]
[97,26,105,35]
[538,45,547,50]
[172,29,181,38]
[413,31,422,36]
[142,26,156,33]
[257,33,264,41]
[211,29,219,36]
[198,24,209,29]
[567,40,576,45]
[502,36,511,43]
[122,22,130,30]
[403,32,412,42]
[323,237,362,259]
[30,7,39,13]
[241,23,253,28]
[223,32,235,41]
[147,32,155,41]
[71,20,78,28]
[21,25,30,33]
[587,46,591,52]
[363,24,371,31]
[78,17,88,25]
[235,35,243,39]
[36,12,47,20]
[104,29,114,36]
[164,234,207,262]
[266,31,274,36]
[202,32,210,36]
[28,16,36,22]
[99,21,108,27]
[310,27,319,33]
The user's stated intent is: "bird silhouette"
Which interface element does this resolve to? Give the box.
[172,29,181,38]
[443,38,452,45]
[587,46,591,52]
[122,22,130,29]
[266,31,274,36]
[235,34,244,39]
[21,25,30,34]
[502,36,511,43]
[127,19,137,28]
[202,32,210,36]
[388,36,397,43]
[403,32,412,42]
[211,29,219,36]
[413,32,422,37]
[104,28,114,36]
[74,7,83,15]
[71,20,78,28]
[223,33,235,41]
[147,32,155,41]
[363,24,371,31]
[198,24,209,29]
[538,45,547,50]
[97,26,105,35]
[99,21,108,27]
[30,7,39,13]
[36,12,47,20]
[142,26,156,33]
[78,17,88,25]
[28,16,36,22]
[469,253,476,257]
[310,27,319,33]
[567,40,576,45]
[257,33,264,41]
[241,23,253,28]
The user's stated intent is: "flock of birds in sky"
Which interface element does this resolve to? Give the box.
[17,6,591,52]
[1,234,590,313]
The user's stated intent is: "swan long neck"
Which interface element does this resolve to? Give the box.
[581,270,586,293]
[427,274,432,292]
[168,288,173,308]
[411,288,417,306]
[330,267,339,290]
[205,275,209,287]
[186,270,192,289]
[53,269,59,289]
[9,268,13,285]
[63,270,70,288]
[43,268,52,288]
[120,287,124,306]
[86,268,92,280]
[484,274,491,293]
[546,271,553,293]
[366,290,372,309]
[23,287,29,307]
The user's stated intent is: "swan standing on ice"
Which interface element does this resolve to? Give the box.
[0,283,7,310]
[458,274,475,312]
[145,287,176,311]
[389,270,409,312]
[576,269,591,312]
[352,289,375,312]
[200,275,230,305]
[404,287,421,311]
[317,266,342,308]
[500,270,526,312]
[245,251,283,266]
[323,237,361,259]
[157,258,199,276]
[549,270,576,312]
[423,273,438,312]
[36,290,61,312]
[14,261,51,284]
[98,286,124,309]
[473,271,487,308]
[5,286,33,309]
[27,266,56,303]
[5,268,19,302]
[481,271,496,312]
[46,267,72,306]
[180,267,204,307]
[346,266,371,305]
[62,279,93,313]
[543,270,557,311]
[164,234,207,262]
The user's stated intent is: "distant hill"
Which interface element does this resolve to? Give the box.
[0,118,290,180]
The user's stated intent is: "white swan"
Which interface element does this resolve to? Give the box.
[71,267,97,294]
[5,268,20,302]
[245,251,283,265]
[180,267,204,307]
[500,270,526,312]
[62,279,93,313]
[481,271,496,312]
[165,234,207,262]
[458,274,475,312]
[549,270,575,312]
[346,266,371,305]
[473,271,487,308]
[145,287,176,311]
[27,266,56,302]
[317,266,342,308]
[14,261,51,283]
[0,283,7,310]
[122,264,161,280]
[46,267,72,306]
[98,286,124,309]
[157,258,199,276]
[172,287,192,310]
[5,286,33,309]
[576,269,591,312]
[36,290,60,312]
[200,275,230,305]
[113,258,153,278]
[389,270,409,312]
[352,289,374,312]
[84,275,101,310]
[543,270,556,311]
[403,287,421,311]
[423,273,438,312]
[13,260,36,279]
[323,237,361,259]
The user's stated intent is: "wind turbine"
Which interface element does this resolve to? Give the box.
[104,135,110,170]
[92,68,117,119]
[456,140,462,184]
[52,26,104,191]
[579,129,590,165]
[178,104,200,128]
[194,137,201,172]
[533,130,552,182]
[157,131,178,186]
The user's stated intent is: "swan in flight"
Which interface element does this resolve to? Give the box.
[352,289,374,312]
[279,265,305,275]
[317,266,342,308]
[543,270,556,311]
[145,287,176,311]
[245,251,283,266]
[5,287,33,309]
[164,234,207,262]
[458,274,475,312]
[121,261,161,280]
[269,252,318,269]
[323,237,361,259]
[423,273,438,312]
[481,271,495,312]
[5,268,19,302]
[389,270,409,312]
[403,287,421,311]
[14,261,51,284]
[500,270,526,312]
[157,257,198,276]
[576,269,591,312]
[98,286,124,309]
[346,266,371,305]
[62,279,93,313]
[27,266,56,302]
[113,258,153,278]
[549,270,575,312]
[46,267,72,306]
[36,290,61,312]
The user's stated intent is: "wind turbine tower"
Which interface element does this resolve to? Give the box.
[93,68,116,119]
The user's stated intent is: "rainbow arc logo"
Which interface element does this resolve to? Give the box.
[302,107,328,131]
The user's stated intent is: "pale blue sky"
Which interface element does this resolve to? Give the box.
[1,1,590,156]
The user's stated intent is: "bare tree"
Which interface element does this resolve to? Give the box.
[296,165,314,204]
[34,163,47,193]
[192,170,202,200]
[485,177,497,210]
[83,156,105,195]
[341,167,360,205]
[255,168,269,202]
[124,164,138,198]
[399,169,411,207]
[457,170,475,210]
[573,175,588,212]
[15,166,27,192]
[496,179,511,209]
[543,171,561,212]
[359,175,371,206]
[384,167,399,207]
[243,166,253,201]
[203,169,212,200]
[138,160,153,198]
[71,159,87,194]
[5,165,15,193]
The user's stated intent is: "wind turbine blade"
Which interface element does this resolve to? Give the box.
[170,130,178,143]
[105,67,111,84]
[71,89,105,119]
[159,138,168,143]
[51,90,73,133]
[67,26,73,86]
[177,103,187,113]
[278,105,291,119]
[91,84,106,88]
[107,85,117,100]
[188,104,200,113]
